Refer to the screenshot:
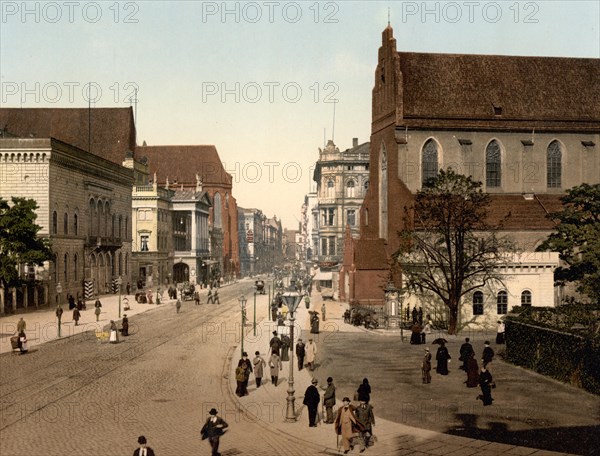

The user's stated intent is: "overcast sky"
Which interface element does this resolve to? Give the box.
[2,0,599,229]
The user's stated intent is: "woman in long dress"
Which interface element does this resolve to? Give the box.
[465,352,479,387]
[478,363,494,405]
[436,342,451,375]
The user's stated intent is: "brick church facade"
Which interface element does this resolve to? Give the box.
[342,25,599,323]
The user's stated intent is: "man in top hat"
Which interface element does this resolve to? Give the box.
[303,378,321,427]
[132,435,155,456]
[201,408,228,456]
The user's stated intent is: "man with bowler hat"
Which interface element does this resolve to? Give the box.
[133,435,155,456]
[201,408,228,456]
[303,378,321,427]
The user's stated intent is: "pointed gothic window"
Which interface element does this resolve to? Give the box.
[422,139,438,184]
[547,141,562,188]
[486,140,502,188]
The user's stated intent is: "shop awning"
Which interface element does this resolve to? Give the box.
[313,271,333,281]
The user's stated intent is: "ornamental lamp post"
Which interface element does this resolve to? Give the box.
[117,276,123,318]
[238,295,247,357]
[281,286,303,422]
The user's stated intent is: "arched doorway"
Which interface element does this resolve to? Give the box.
[173,263,189,284]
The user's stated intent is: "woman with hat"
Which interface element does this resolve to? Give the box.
[201,408,228,456]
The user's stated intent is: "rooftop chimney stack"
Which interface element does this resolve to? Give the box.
[353,137,358,148]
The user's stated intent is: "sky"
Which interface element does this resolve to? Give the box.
[1,0,599,230]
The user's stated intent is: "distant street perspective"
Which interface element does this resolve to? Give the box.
[1,2,599,455]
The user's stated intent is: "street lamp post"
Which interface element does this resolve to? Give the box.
[253,291,257,336]
[238,295,247,357]
[117,276,123,318]
[56,282,63,338]
[281,287,303,422]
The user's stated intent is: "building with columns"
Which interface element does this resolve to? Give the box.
[344,25,599,326]
[0,137,133,309]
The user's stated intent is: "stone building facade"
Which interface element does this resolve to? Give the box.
[344,25,599,325]
[312,138,370,298]
[238,208,283,277]
[0,137,133,307]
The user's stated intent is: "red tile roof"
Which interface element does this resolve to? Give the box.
[136,145,232,187]
[399,52,600,130]
[0,108,136,165]
[486,194,563,230]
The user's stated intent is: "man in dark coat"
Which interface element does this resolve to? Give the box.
[482,341,495,365]
[121,314,129,336]
[436,342,451,375]
[322,377,336,423]
[201,408,228,456]
[132,435,155,456]
[296,339,306,370]
[459,337,474,371]
[303,378,321,427]
[269,331,282,356]
[422,347,432,384]
[355,399,375,450]
[477,363,494,406]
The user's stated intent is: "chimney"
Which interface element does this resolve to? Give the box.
[352,138,358,148]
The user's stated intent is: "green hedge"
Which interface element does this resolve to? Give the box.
[505,318,600,395]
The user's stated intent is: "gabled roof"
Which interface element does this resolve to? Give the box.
[137,145,232,187]
[171,189,212,206]
[0,108,136,164]
[398,52,600,128]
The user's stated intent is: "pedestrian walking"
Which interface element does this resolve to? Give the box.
[94,298,102,309]
[355,399,376,451]
[269,352,282,386]
[121,314,129,336]
[436,341,451,375]
[410,322,422,344]
[109,320,119,344]
[305,338,317,370]
[459,337,474,371]
[296,338,306,370]
[176,298,181,313]
[194,291,200,305]
[496,320,506,344]
[269,331,282,356]
[465,352,479,388]
[238,352,252,393]
[417,306,423,325]
[303,378,321,427]
[252,351,266,388]
[270,300,278,321]
[477,362,494,406]
[56,305,63,323]
[280,333,290,361]
[17,317,26,333]
[72,307,81,326]
[412,307,418,324]
[310,312,320,334]
[321,303,326,321]
[126,282,131,295]
[201,408,228,456]
[334,397,363,454]
[207,287,214,304]
[213,289,220,304]
[235,363,249,397]
[482,341,495,365]
[94,305,101,322]
[132,435,155,456]
[422,347,432,384]
[322,377,336,423]
[18,330,28,354]
[357,378,371,403]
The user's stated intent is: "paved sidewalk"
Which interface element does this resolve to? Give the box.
[0,282,234,354]
[228,290,578,456]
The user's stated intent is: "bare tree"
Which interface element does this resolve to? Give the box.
[394,170,514,335]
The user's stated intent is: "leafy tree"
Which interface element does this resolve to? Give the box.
[0,197,53,288]
[537,183,600,303]
[394,169,514,335]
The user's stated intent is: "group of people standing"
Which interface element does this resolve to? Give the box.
[421,336,499,407]
[302,377,376,453]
